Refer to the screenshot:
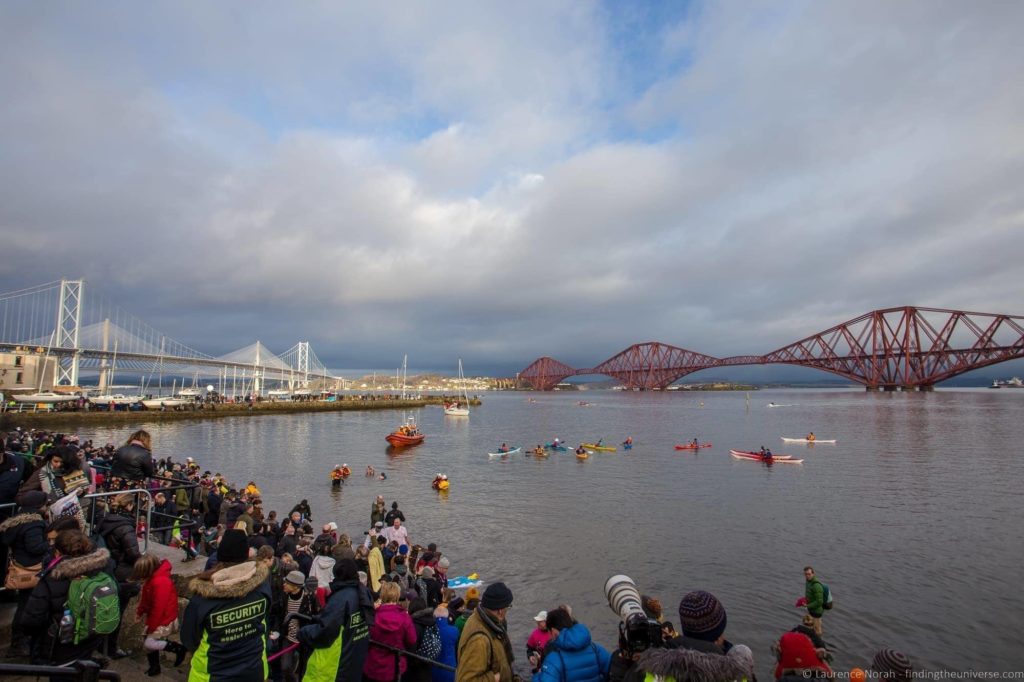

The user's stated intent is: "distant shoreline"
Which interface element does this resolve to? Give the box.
[0,395,480,429]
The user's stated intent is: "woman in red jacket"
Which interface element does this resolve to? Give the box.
[364,582,418,682]
[132,554,188,676]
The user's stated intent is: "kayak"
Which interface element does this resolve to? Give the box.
[432,480,450,491]
[576,452,589,460]
[674,443,713,450]
[545,443,568,451]
[623,443,633,450]
[729,449,794,459]
[730,450,803,464]
[781,437,836,444]
[448,574,484,589]
[488,447,521,457]
[581,443,617,452]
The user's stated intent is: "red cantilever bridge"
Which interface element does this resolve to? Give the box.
[519,306,1024,391]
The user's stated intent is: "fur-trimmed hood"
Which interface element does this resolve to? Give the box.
[0,512,44,533]
[190,561,269,599]
[637,644,754,682]
[50,548,111,581]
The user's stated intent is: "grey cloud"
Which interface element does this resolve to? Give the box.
[0,1,1022,376]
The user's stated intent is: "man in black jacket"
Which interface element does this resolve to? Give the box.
[299,558,374,682]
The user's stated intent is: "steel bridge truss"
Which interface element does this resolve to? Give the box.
[520,306,1024,391]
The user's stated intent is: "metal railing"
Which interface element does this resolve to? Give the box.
[83,488,153,552]
[0,660,120,681]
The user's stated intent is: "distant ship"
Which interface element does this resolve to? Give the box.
[990,377,1023,388]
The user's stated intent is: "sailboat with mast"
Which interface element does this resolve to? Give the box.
[89,340,144,406]
[444,359,470,417]
[385,355,425,447]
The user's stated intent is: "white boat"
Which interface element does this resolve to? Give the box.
[781,437,837,444]
[268,389,293,399]
[178,387,203,397]
[12,391,79,404]
[444,359,471,417]
[89,394,143,406]
[141,396,192,409]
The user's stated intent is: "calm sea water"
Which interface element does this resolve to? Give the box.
[77,389,1024,674]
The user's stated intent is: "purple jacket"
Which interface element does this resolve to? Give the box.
[364,603,418,681]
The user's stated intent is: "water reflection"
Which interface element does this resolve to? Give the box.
[68,389,1024,674]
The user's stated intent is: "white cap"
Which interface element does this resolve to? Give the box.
[327,522,338,531]
[534,611,547,622]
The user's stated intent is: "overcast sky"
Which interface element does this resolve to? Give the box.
[2,1,1022,376]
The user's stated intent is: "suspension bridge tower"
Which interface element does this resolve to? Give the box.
[55,279,83,387]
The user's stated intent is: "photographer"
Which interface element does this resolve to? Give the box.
[531,608,610,682]
[631,592,755,682]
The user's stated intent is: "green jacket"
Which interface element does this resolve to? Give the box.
[805,577,824,617]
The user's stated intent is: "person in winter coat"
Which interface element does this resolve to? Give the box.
[96,493,146,658]
[152,492,179,545]
[132,554,188,676]
[371,496,387,526]
[181,529,272,682]
[312,553,338,606]
[20,530,114,666]
[363,582,418,682]
[416,566,443,608]
[802,567,826,636]
[772,632,831,681]
[406,597,439,682]
[0,446,29,608]
[332,534,356,563]
[368,535,387,594]
[622,591,755,682]
[299,558,376,682]
[0,446,27,516]
[531,608,611,682]
[17,446,90,505]
[111,430,155,483]
[0,490,49,658]
[456,582,516,682]
[433,605,460,682]
[97,493,143,581]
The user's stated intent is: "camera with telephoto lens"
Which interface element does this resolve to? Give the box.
[604,575,664,654]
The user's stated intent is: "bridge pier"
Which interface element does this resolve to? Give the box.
[865,385,879,392]
[918,384,935,392]
[882,385,897,392]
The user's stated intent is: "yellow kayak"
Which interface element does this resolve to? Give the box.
[581,443,617,452]
[576,452,589,460]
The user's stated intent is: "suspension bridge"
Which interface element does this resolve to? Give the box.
[520,306,1024,391]
[0,279,339,393]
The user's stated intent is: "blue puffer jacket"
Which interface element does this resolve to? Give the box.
[533,624,611,682]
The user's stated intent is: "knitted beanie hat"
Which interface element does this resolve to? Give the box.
[218,529,250,563]
[678,591,727,642]
[872,649,912,681]
[481,582,514,610]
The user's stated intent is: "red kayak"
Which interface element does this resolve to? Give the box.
[674,443,712,450]
[729,449,802,464]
